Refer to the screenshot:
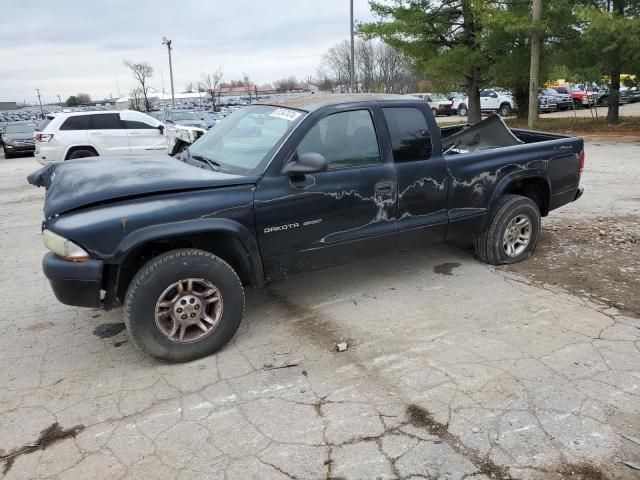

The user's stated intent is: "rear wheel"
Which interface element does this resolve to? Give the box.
[67,148,97,160]
[3,147,12,159]
[458,105,468,117]
[124,248,245,362]
[474,195,541,265]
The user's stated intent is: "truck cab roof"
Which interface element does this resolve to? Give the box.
[256,93,409,112]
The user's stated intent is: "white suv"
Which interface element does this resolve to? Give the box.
[480,89,516,116]
[35,110,167,164]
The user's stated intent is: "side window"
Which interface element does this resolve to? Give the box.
[480,91,490,98]
[383,107,432,162]
[60,115,90,131]
[89,113,121,130]
[122,120,155,129]
[297,109,380,170]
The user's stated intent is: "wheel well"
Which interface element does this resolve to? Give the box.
[65,145,98,160]
[502,177,550,216]
[115,233,252,301]
[500,102,511,109]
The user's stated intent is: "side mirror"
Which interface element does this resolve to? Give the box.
[157,125,165,135]
[282,152,328,176]
[491,93,498,98]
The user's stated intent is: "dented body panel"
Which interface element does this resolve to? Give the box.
[29,94,583,309]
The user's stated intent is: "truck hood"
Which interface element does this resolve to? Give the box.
[27,155,256,218]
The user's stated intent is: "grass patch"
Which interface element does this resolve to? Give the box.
[505,116,640,136]
[438,116,640,137]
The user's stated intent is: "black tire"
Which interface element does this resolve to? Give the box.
[124,248,245,362]
[67,148,97,160]
[474,195,541,266]
[458,105,468,117]
[499,104,512,117]
[3,147,12,159]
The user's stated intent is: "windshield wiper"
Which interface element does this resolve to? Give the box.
[189,152,221,171]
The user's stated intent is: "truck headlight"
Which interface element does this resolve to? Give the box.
[43,229,89,261]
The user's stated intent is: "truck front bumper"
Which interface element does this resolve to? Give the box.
[42,253,103,308]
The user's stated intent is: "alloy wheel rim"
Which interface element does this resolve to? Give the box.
[154,278,223,343]
[503,215,532,257]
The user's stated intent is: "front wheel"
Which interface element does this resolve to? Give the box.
[3,147,12,159]
[124,249,245,362]
[458,105,468,117]
[474,195,541,265]
[499,104,512,117]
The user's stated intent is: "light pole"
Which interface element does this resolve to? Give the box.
[350,0,355,93]
[36,89,44,118]
[162,37,176,108]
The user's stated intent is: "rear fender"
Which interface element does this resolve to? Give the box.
[484,170,551,229]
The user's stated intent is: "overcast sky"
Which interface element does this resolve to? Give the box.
[0,0,376,104]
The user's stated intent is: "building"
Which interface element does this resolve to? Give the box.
[0,101,18,111]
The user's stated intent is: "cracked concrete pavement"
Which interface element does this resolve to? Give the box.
[0,140,639,479]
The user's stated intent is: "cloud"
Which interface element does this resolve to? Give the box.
[0,0,375,103]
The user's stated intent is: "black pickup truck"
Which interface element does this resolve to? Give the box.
[28,94,584,361]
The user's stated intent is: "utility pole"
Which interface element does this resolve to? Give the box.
[57,95,62,105]
[162,37,176,108]
[350,0,355,93]
[528,0,542,129]
[36,89,44,118]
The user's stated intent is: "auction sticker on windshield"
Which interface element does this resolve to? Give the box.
[270,108,302,122]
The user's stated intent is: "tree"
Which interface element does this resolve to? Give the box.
[123,60,154,112]
[77,93,91,105]
[360,0,493,122]
[183,82,194,93]
[65,95,80,107]
[128,87,143,111]
[481,0,578,119]
[202,68,223,105]
[242,73,253,101]
[570,0,640,123]
[273,76,299,92]
[319,38,416,94]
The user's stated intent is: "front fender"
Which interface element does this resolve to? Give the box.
[112,218,264,287]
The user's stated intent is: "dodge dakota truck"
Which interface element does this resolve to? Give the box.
[28,94,584,361]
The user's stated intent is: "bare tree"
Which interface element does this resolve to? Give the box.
[123,60,154,112]
[320,39,415,94]
[242,73,252,101]
[273,76,298,93]
[183,82,194,93]
[202,67,223,106]
[128,87,143,111]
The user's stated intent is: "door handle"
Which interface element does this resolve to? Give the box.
[374,181,394,194]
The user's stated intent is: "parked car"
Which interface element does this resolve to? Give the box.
[447,92,469,116]
[480,89,516,116]
[538,93,557,113]
[1,121,38,158]
[34,110,167,164]
[539,88,573,110]
[555,84,598,108]
[408,93,454,116]
[28,94,584,361]
[161,110,208,129]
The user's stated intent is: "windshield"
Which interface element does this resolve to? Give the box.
[188,104,304,174]
[172,112,199,121]
[431,94,448,101]
[5,123,37,134]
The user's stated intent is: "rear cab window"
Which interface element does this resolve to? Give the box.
[382,107,432,162]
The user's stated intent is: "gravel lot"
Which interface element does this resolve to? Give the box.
[1,141,639,480]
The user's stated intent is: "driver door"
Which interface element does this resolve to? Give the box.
[254,106,398,280]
